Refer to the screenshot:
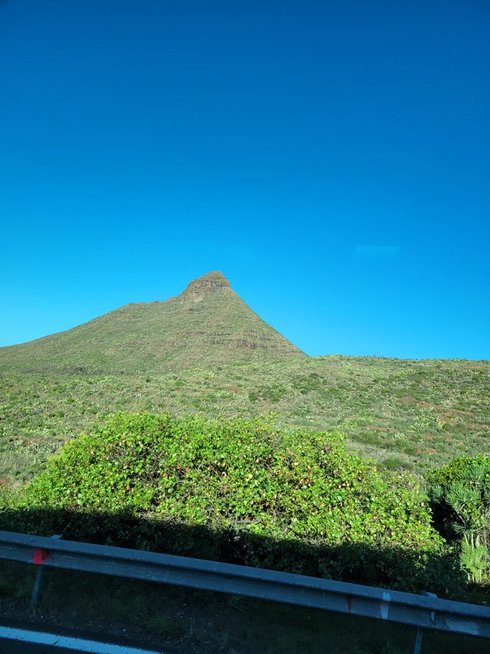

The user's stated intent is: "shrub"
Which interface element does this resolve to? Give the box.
[1,414,461,593]
[427,455,490,584]
[427,455,490,544]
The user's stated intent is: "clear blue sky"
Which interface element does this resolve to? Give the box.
[1,0,489,359]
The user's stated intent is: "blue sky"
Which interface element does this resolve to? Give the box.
[1,0,489,359]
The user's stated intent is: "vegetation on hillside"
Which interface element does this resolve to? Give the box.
[0,271,487,489]
[0,272,304,375]
[0,273,487,609]
[427,455,490,584]
[1,356,488,486]
[2,414,467,596]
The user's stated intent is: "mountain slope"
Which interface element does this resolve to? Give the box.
[2,355,488,486]
[0,272,304,374]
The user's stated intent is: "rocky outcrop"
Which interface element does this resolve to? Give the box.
[175,271,231,303]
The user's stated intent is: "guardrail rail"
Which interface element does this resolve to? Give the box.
[0,529,488,653]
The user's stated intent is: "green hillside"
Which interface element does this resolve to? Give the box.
[0,271,304,374]
[1,356,489,487]
[0,271,488,488]
[0,272,489,608]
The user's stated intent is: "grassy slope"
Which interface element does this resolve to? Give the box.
[0,271,487,486]
[1,355,488,487]
[0,272,304,374]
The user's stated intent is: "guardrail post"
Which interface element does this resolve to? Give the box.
[29,534,61,613]
[412,591,437,653]
[413,627,423,654]
[30,567,43,612]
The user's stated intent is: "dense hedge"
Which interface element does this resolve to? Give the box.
[1,414,463,593]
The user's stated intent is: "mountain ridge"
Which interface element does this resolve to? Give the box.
[0,271,488,486]
[0,271,305,374]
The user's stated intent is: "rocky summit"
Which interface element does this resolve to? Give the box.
[175,270,231,302]
[0,272,305,374]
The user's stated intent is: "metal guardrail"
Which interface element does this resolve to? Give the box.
[0,529,488,650]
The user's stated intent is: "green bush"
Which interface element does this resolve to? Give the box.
[427,455,490,543]
[427,455,490,584]
[1,414,461,593]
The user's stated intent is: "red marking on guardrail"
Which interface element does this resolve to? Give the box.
[32,548,48,565]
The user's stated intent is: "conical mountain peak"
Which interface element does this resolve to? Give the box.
[194,270,230,286]
[177,271,231,302]
[0,272,304,374]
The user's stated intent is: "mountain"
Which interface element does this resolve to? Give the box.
[0,271,305,374]
[0,272,488,488]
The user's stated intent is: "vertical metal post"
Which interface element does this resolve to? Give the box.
[413,627,423,654]
[30,566,44,612]
[29,534,62,613]
[413,590,437,653]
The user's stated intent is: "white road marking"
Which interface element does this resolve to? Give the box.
[0,625,163,653]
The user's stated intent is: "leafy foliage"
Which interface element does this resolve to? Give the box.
[427,456,490,542]
[2,413,464,594]
[427,455,490,583]
[1,355,488,486]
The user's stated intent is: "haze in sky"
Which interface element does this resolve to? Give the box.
[1,0,489,359]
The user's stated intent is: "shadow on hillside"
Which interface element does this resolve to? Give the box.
[0,506,467,598]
